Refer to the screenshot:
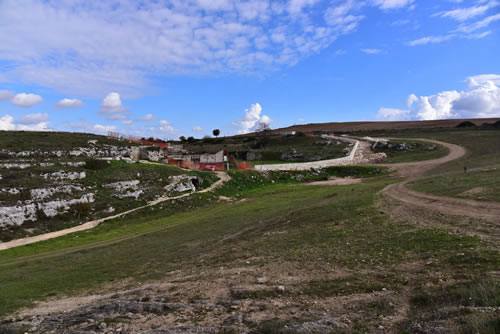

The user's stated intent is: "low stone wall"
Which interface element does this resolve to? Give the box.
[254,137,360,171]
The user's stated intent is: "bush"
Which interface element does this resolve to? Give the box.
[456,121,476,128]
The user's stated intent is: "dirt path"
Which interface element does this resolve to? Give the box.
[379,139,500,222]
[0,171,230,251]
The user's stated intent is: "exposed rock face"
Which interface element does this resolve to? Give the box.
[0,193,95,227]
[41,171,87,181]
[281,148,304,161]
[0,163,31,169]
[104,180,143,199]
[164,175,202,193]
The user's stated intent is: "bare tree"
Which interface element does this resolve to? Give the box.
[256,122,271,132]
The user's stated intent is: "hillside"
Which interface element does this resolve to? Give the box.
[0,127,499,334]
[0,131,217,242]
[272,117,500,133]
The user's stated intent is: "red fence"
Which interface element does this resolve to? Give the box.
[230,156,253,170]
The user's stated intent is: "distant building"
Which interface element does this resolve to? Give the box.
[279,131,296,136]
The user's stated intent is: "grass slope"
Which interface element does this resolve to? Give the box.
[373,139,449,163]
[0,171,497,333]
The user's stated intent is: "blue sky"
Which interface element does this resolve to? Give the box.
[0,0,499,139]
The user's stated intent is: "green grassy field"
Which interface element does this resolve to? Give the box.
[0,131,134,151]
[409,168,500,202]
[0,166,498,333]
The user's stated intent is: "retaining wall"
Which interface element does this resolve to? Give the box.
[254,136,359,171]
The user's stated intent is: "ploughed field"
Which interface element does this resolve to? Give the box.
[0,128,499,334]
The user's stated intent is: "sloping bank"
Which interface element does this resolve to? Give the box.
[254,136,359,171]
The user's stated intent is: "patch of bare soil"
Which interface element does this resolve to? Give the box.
[2,259,424,334]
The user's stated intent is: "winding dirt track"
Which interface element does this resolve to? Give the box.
[379,139,500,222]
[0,171,230,251]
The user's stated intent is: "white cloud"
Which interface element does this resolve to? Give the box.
[371,0,414,10]
[456,12,500,33]
[233,103,273,134]
[361,48,383,54]
[99,92,126,114]
[0,90,14,102]
[0,113,49,131]
[408,34,456,46]
[468,74,500,87]
[377,74,500,120]
[106,114,129,121]
[18,113,48,125]
[69,122,116,134]
[11,93,43,107]
[139,113,156,121]
[121,120,133,125]
[55,98,84,109]
[437,1,499,21]
[0,0,386,97]
[377,107,411,121]
[288,0,319,14]
[17,122,49,131]
[0,114,15,130]
[159,120,176,134]
[192,126,203,133]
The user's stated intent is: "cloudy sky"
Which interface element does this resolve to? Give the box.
[0,0,499,138]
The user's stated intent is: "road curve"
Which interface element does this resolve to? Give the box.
[379,139,500,221]
[0,171,230,251]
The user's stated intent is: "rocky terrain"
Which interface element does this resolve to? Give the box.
[0,132,214,242]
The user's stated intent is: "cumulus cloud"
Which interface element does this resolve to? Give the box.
[139,113,156,121]
[0,114,15,130]
[55,98,84,109]
[0,113,49,131]
[99,92,126,114]
[121,120,133,125]
[0,90,14,102]
[377,74,500,121]
[11,93,43,107]
[233,103,273,134]
[192,126,203,133]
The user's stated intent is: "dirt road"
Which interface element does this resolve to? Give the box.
[0,171,230,251]
[379,139,500,222]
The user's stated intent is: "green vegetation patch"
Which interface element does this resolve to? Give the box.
[409,168,500,202]
[0,131,134,151]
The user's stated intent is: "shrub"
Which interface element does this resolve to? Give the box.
[456,121,476,128]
